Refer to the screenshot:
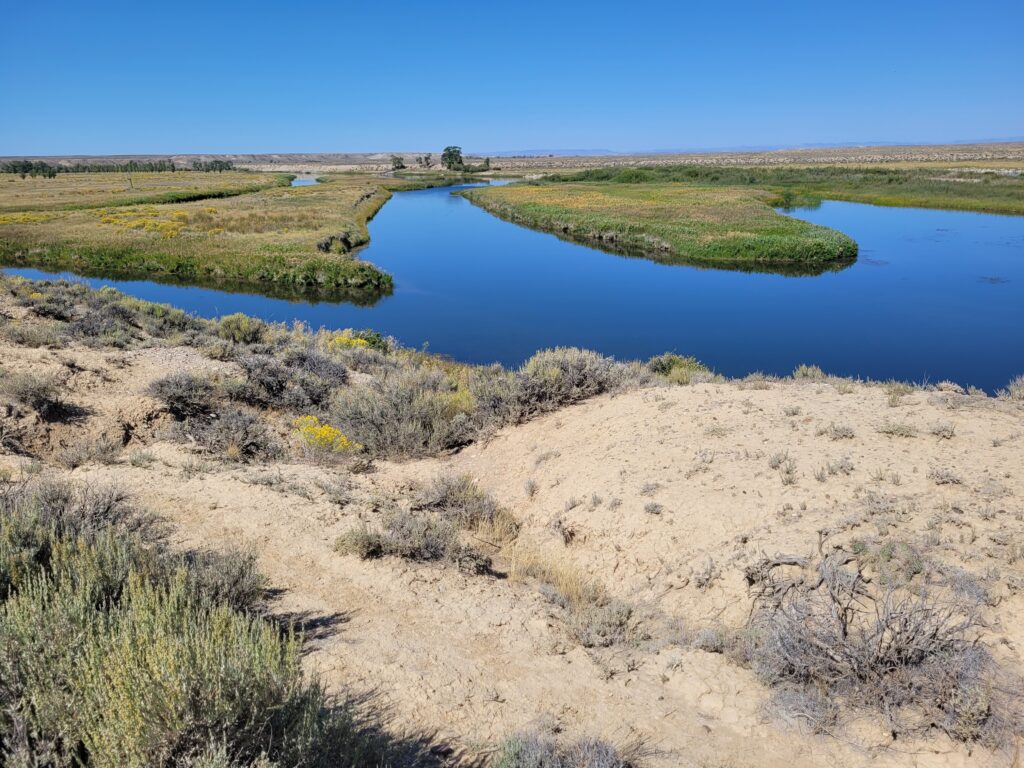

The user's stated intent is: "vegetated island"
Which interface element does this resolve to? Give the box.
[460,163,1024,272]
[460,182,858,275]
[0,165,482,303]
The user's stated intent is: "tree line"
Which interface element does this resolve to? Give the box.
[1,159,236,178]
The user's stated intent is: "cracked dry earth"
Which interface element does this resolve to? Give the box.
[2,339,1023,768]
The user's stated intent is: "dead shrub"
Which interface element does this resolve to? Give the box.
[744,549,1020,746]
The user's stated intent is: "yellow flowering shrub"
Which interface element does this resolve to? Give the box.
[0,212,56,225]
[95,206,188,238]
[294,416,360,459]
[325,329,371,351]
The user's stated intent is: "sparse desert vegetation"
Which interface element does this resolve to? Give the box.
[2,275,1023,766]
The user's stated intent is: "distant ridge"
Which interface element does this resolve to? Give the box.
[470,149,618,157]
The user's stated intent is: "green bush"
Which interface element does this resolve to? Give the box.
[646,353,710,385]
[218,313,266,345]
[331,367,475,458]
[516,347,647,416]
[0,477,397,767]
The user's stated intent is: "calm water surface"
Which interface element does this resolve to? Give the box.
[6,184,1023,391]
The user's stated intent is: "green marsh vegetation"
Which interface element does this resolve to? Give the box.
[0,169,497,300]
[460,182,859,274]
[460,162,1024,272]
[542,164,1024,215]
[0,172,433,300]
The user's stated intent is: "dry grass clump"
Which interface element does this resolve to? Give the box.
[815,456,854,482]
[927,466,963,485]
[335,508,492,575]
[878,419,918,438]
[792,363,825,380]
[744,549,1021,746]
[494,728,639,768]
[884,380,915,407]
[415,473,520,543]
[998,374,1024,401]
[507,546,635,647]
[337,475,508,575]
[817,422,854,440]
[56,434,123,469]
[738,371,777,390]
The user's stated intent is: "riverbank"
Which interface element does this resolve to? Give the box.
[541,164,1024,215]
[460,182,858,272]
[2,275,1022,767]
[0,171,474,299]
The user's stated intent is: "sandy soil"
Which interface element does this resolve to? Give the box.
[2,338,1023,767]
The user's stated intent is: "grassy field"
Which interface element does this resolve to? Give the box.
[0,170,291,212]
[543,164,1024,215]
[460,182,858,274]
[0,172,466,302]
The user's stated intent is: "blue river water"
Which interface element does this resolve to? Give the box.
[5,183,1023,391]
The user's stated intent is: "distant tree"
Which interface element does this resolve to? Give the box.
[441,146,464,170]
[416,153,432,169]
[390,155,406,170]
[192,159,234,172]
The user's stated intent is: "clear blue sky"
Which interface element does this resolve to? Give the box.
[2,0,1022,155]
